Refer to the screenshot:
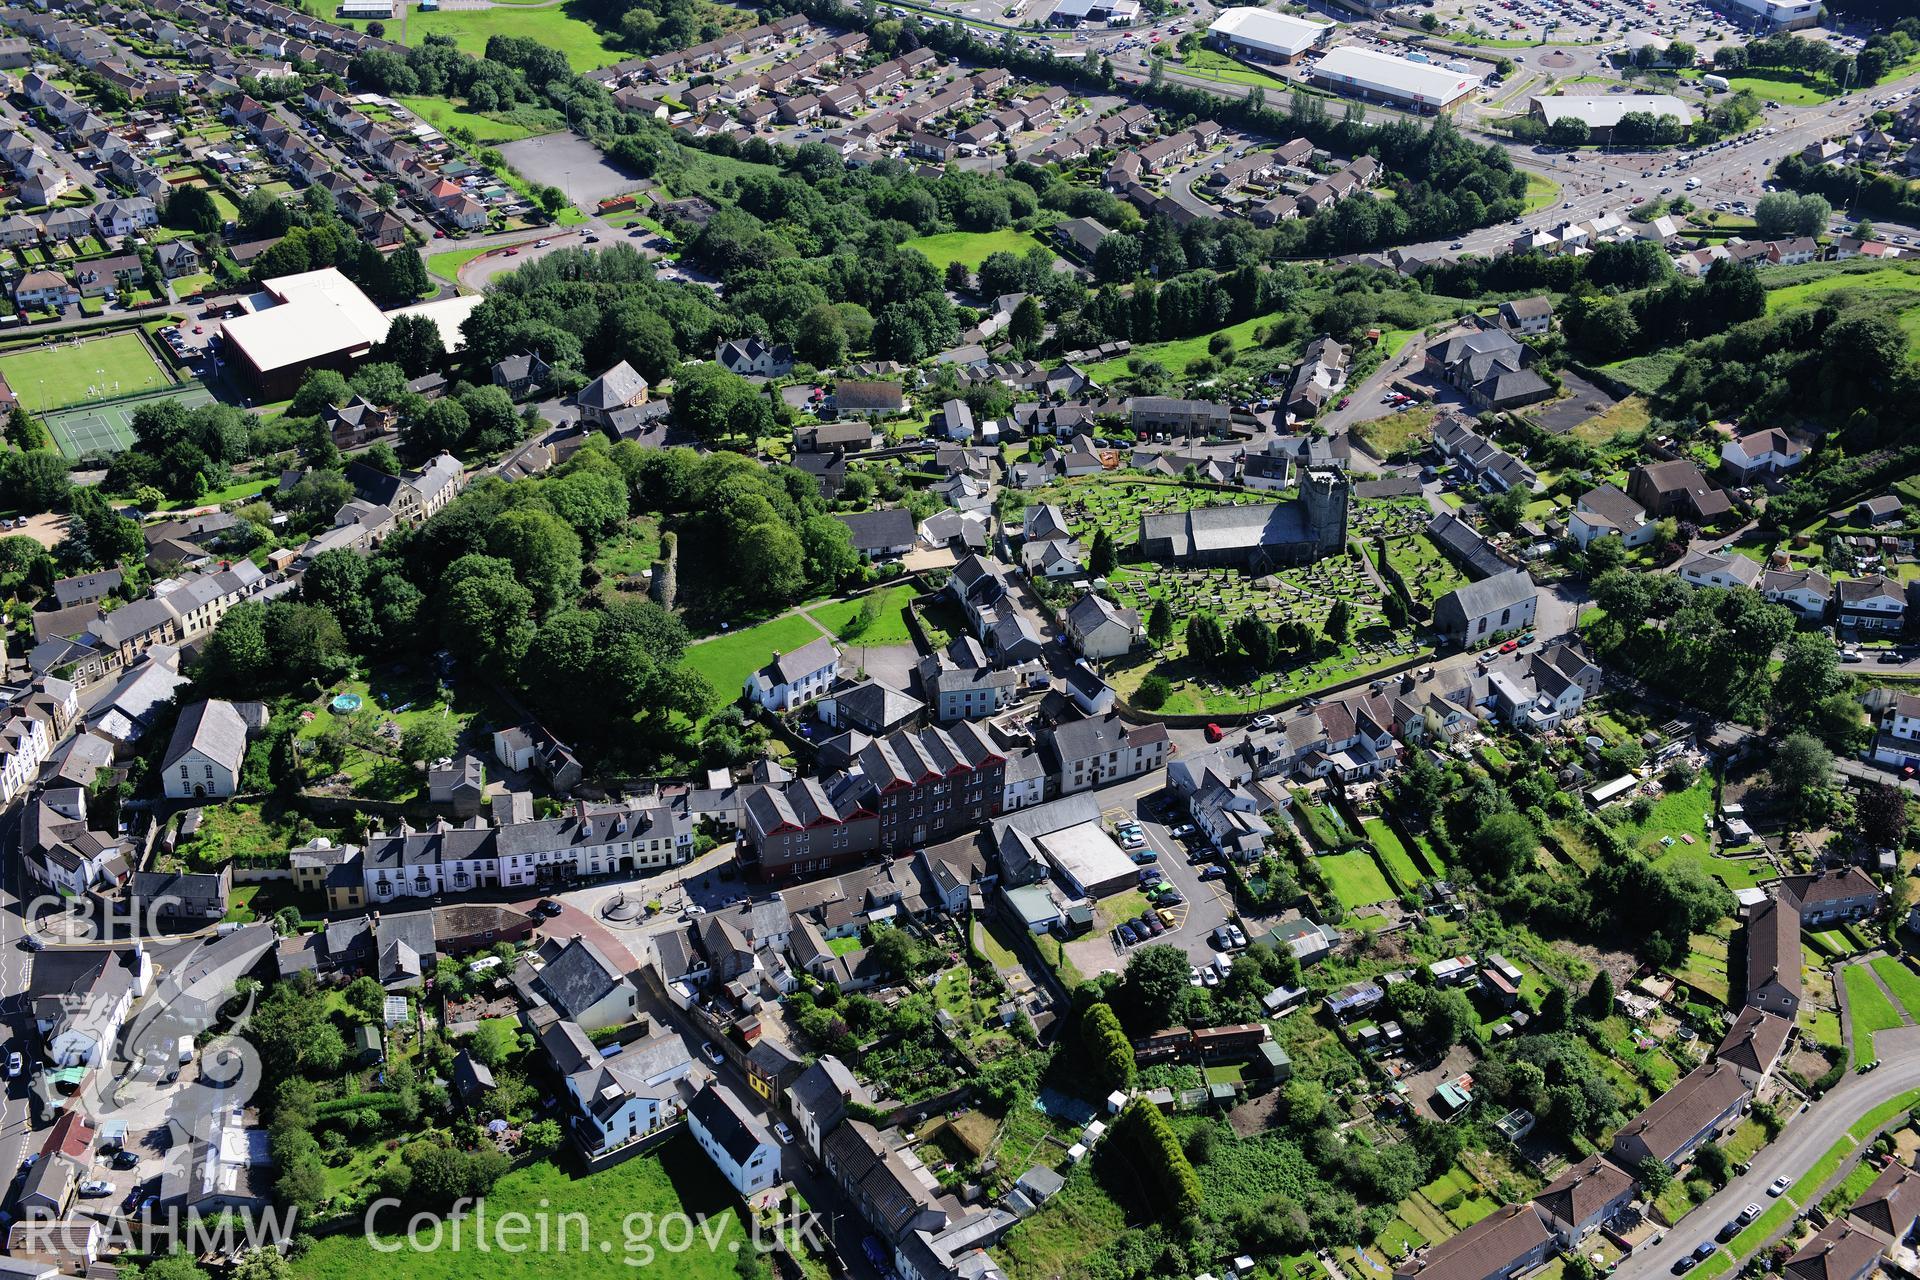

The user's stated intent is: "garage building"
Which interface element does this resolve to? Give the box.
[1036,821,1139,899]
[1309,45,1482,114]
[1528,94,1692,142]
[1206,8,1333,62]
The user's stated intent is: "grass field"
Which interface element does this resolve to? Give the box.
[684,612,828,713]
[1522,171,1560,214]
[1844,964,1905,1062]
[1362,818,1426,894]
[1681,66,1835,104]
[1569,393,1651,446]
[426,246,492,285]
[901,229,1053,273]
[1764,264,1920,354]
[1871,955,1920,1021]
[0,331,169,413]
[293,1137,750,1280]
[1085,312,1274,384]
[1320,850,1396,912]
[1353,404,1438,461]
[1611,779,1713,857]
[805,585,915,647]
[397,95,550,144]
[1179,45,1290,91]
[399,5,623,71]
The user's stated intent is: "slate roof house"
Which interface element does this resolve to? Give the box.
[515,935,637,1032]
[1627,459,1732,524]
[835,509,917,561]
[1391,1202,1553,1280]
[1531,1154,1634,1248]
[1744,894,1801,1018]
[744,636,841,713]
[1609,1060,1748,1168]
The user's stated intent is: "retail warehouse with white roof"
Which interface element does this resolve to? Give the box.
[1529,94,1693,142]
[1206,8,1334,61]
[1309,45,1484,113]
[218,268,483,399]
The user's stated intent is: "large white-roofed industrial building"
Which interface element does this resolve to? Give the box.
[1528,94,1693,142]
[1206,8,1334,62]
[1308,45,1483,114]
[217,268,483,400]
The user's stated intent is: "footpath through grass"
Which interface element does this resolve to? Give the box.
[1844,964,1904,1061]
[1870,955,1920,1020]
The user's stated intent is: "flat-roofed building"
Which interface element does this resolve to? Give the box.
[220,269,483,400]
[1309,45,1481,114]
[1207,7,1332,61]
[1528,94,1692,142]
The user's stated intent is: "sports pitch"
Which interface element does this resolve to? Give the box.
[45,383,215,460]
[0,332,172,414]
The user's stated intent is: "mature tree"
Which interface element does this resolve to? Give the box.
[470,1017,521,1069]
[1468,812,1538,883]
[292,369,352,419]
[1186,612,1226,667]
[1857,782,1911,852]
[1771,732,1835,820]
[398,719,458,768]
[341,976,387,1024]
[1,450,69,513]
[1693,1141,1731,1187]
[487,506,583,613]
[1147,598,1174,648]
[164,184,223,234]
[1585,534,1627,578]
[5,405,49,451]
[1121,944,1194,1033]
[1089,529,1117,579]
[1326,599,1352,646]
[371,312,447,377]
[1008,296,1044,355]
[1234,615,1277,668]
[1774,631,1846,730]
[736,520,806,607]
[1585,970,1615,1019]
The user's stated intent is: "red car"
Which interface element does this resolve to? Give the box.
[1204,723,1224,743]
[1500,639,1520,653]
[503,248,519,256]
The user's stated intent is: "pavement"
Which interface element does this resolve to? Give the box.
[1619,1022,1920,1278]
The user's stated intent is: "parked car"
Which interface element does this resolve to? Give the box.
[110,1150,139,1171]
[1199,865,1228,881]
[1117,924,1138,945]
[1250,714,1276,730]
[774,1122,793,1144]
[1768,1176,1791,1197]
[78,1181,113,1199]
[4,1052,19,1080]
[1204,723,1224,742]
[701,1042,724,1066]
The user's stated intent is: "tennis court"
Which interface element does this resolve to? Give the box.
[0,331,172,414]
[45,383,216,459]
